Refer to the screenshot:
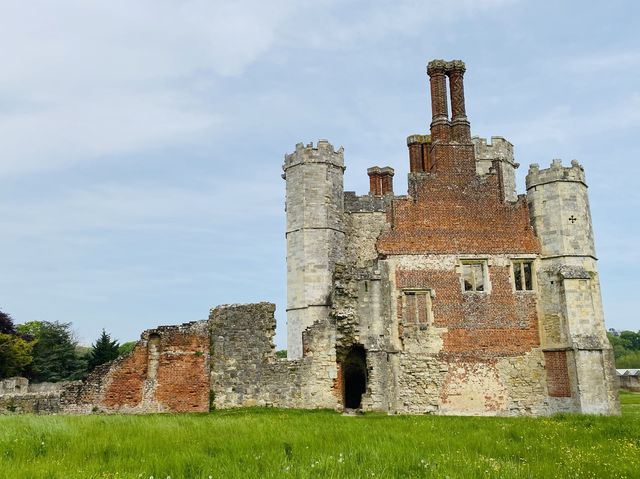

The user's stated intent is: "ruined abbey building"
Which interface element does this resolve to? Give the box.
[0,60,619,416]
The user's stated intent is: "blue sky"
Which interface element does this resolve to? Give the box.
[0,0,638,348]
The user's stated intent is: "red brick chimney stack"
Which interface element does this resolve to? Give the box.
[368,166,394,195]
[427,60,450,142]
[448,60,471,142]
[407,135,432,173]
[368,167,382,195]
[380,167,394,194]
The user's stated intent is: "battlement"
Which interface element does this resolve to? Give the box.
[526,159,586,190]
[283,140,345,171]
[472,136,516,165]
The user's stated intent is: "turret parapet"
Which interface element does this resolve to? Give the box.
[472,136,518,202]
[525,159,586,190]
[472,136,517,166]
[283,140,345,172]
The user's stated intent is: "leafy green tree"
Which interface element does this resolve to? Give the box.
[17,321,87,382]
[607,330,640,368]
[118,341,137,357]
[0,333,33,379]
[276,349,287,359]
[88,330,120,371]
[0,310,33,379]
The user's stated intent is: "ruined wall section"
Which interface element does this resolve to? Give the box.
[0,321,210,414]
[328,192,400,412]
[0,378,82,414]
[527,160,619,414]
[209,303,339,409]
[72,320,211,414]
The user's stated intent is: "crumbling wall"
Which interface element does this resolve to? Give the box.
[209,302,338,409]
[85,320,210,413]
[0,321,210,415]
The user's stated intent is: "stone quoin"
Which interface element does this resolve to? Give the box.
[0,60,619,416]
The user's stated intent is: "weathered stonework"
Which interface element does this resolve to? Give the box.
[0,59,619,416]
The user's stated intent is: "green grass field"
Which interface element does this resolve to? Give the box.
[1,392,638,479]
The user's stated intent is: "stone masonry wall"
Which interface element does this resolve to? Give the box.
[210,302,339,410]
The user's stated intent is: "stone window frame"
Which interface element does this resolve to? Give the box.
[400,288,435,329]
[511,258,537,293]
[457,258,491,294]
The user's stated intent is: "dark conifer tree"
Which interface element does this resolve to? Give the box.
[20,321,87,382]
[0,309,16,334]
[88,329,120,371]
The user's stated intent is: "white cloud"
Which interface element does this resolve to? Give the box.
[0,0,520,177]
[565,51,640,74]
[0,176,283,239]
[0,0,299,176]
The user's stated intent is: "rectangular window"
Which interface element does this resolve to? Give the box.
[461,262,486,292]
[513,260,534,291]
[401,290,432,326]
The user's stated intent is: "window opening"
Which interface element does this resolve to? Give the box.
[461,262,486,292]
[513,260,534,291]
[401,290,432,325]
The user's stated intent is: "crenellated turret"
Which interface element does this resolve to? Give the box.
[526,159,618,414]
[283,140,346,359]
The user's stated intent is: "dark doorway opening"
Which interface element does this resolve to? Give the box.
[342,345,367,409]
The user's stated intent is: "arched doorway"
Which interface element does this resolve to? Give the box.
[342,345,367,410]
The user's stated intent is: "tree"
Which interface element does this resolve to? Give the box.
[607,330,640,369]
[0,310,16,334]
[88,330,120,371]
[0,310,33,379]
[0,333,33,379]
[17,321,87,382]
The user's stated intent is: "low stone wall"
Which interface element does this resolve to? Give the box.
[0,378,83,414]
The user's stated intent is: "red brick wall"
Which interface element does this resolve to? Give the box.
[102,345,147,408]
[384,135,542,363]
[100,323,210,413]
[397,268,540,357]
[155,331,210,412]
[544,351,572,397]
[378,144,540,255]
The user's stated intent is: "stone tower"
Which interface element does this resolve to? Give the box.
[282,141,346,359]
[526,160,618,413]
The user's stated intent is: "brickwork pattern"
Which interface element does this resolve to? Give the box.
[544,351,572,397]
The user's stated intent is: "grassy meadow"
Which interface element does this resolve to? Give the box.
[0,392,638,479]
